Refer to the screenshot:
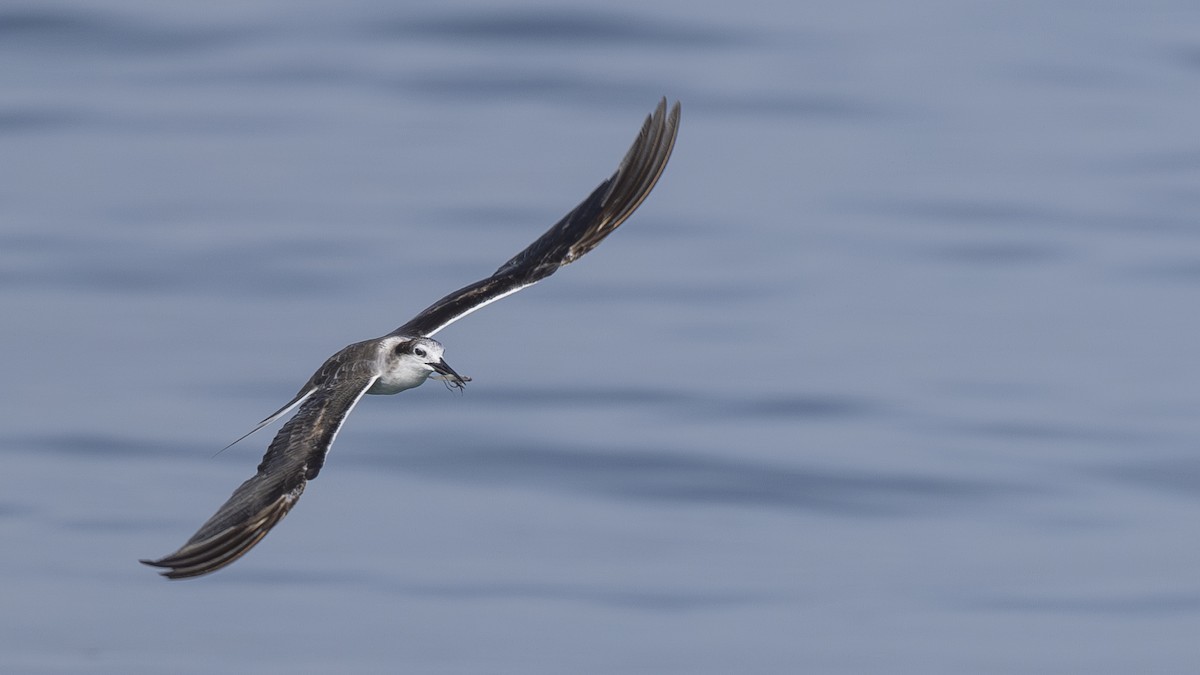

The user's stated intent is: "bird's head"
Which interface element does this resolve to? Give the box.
[381,336,468,392]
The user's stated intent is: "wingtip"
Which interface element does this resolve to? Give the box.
[653,96,681,122]
[140,556,187,579]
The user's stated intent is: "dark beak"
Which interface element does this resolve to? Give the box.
[431,358,469,389]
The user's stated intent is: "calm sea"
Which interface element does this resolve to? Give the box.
[3,1,1199,673]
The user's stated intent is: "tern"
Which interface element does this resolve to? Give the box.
[141,99,680,579]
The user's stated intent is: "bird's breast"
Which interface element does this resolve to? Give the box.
[367,371,430,395]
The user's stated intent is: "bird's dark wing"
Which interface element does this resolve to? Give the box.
[389,98,681,338]
[141,355,379,579]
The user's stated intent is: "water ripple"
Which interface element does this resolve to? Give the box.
[0,235,357,297]
[1092,456,1200,500]
[0,108,84,133]
[16,433,199,460]
[0,7,248,56]
[220,571,774,610]
[923,241,1065,266]
[353,442,1015,515]
[397,71,883,119]
[374,9,750,48]
[467,386,881,421]
[963,592,1200,615]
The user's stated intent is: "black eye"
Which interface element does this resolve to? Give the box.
[413,346,427,358]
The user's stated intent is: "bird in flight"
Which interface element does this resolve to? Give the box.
[141,99,681,579]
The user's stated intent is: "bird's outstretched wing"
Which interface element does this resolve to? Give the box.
[390,98,681,338]
[141,353,379,579]
[143,99,681,579]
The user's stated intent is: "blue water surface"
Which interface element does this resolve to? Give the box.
[2,1,1199,673]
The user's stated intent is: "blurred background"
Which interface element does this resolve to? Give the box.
[3,1,1199,673]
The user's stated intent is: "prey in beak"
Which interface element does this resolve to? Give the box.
[430,358,470,391]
